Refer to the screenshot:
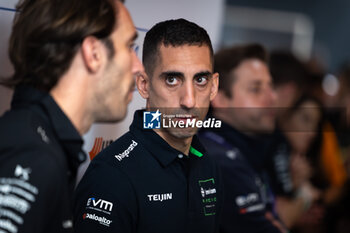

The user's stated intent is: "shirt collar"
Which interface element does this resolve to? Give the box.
[204,119,268,171]
[130,110,206,167]
[11,85,46,108]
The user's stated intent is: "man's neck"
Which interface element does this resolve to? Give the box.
[50,91,92,135]
[50,73,93,135]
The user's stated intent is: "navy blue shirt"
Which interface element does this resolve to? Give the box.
[199,121,285,233]
[74,110,222,233]
[0,86,85,233]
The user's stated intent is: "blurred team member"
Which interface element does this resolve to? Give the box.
[269,51,319,228]
[74,19,222,233]
[0,0,143,232]
[270,52,347,231]
[277,95,324,233]
[198,44,288,233]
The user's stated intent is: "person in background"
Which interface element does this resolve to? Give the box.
[198,43,289,233]
[73,18,222,233]
[277,94,324,233]
[269,51,320,228]
[0,0,143,232]
[271,52,347,232]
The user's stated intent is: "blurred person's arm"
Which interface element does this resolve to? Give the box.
[275,153,319,228]
[276,182,320,228]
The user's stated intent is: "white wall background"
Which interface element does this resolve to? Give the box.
[0,1,17,116]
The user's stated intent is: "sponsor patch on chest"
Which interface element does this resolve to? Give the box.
[198,178,217,216]
[147,193,173,202]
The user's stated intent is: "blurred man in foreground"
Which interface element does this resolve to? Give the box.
[0,0,143,232]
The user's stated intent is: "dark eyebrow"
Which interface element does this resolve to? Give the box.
[194,71,212,79]
[159,71,184,79]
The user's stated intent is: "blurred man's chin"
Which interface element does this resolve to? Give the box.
[262,118,276,131]
[258,123,275,133]
[96,109,127,123]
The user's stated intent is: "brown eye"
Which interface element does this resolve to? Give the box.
[249,86,261,94]
[165,76,179,86]
[195,76,208,86]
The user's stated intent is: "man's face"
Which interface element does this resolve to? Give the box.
[223,59,276,133]
[146,44,218,139]
[96,1,143,122]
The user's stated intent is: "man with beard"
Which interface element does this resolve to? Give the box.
[73,18,221,233]
[198,44,288,233]
[0,0,143,232]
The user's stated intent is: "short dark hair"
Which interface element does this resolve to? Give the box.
[142,18,214,77]
[214,43,268,98]
[269,51,308,88]
[1,0,120,91]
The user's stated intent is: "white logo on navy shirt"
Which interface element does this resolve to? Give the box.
[115,140,138,161]
[86,198,113,213]
[37,126,50,143]
[236,193,259,207]
[14,165,31,181]
[83,213,112,227]
[200,187,217,198]
[147,193,172,202]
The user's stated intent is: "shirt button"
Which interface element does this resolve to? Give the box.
[178,154,184,159]
[78,152,86,162]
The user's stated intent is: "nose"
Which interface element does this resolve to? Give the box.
[131,50,144,77]
[180,81,196,110]
[265,86,277,106]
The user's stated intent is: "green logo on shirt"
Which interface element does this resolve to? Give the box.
[198,178,217,216]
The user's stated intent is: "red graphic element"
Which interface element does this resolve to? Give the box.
[239,208,247,214]
[89,137,103,160]
[83,213,87,219]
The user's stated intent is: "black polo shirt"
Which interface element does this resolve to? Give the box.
[0,85,85,233]
[73,110,222,233]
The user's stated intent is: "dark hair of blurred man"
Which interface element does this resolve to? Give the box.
[198,44,290,233]
[0,0,143,232]
[73,18,222,233]
[269,51,309,111]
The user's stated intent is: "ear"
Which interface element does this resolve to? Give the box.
[136,71,150,99]
[210,72,219,101]
[81,36,104,73]
[211,90,229,108]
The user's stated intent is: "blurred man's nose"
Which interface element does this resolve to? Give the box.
[264,86,277,106]
[132,50,144,76]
